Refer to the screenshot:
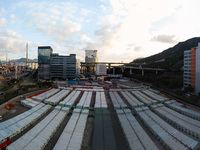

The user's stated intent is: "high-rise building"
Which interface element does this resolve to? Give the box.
[50,54,76,79]
[38,46,77,80]
[183,43,200,94]
[85,50,98,74]
[85,50,98,63]
[38,46,53,79]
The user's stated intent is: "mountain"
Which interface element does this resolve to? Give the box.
[10,58,38,63]
[132,37,200,71]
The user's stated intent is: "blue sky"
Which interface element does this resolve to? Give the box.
[0,0,200,62]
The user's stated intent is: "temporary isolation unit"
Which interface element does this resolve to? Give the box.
[183,43,200,94]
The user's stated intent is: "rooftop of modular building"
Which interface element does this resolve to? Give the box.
[0,83,200,150]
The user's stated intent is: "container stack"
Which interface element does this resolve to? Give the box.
[58,91,81,108]
[165,101,200,121]
[0,104,52,141]
[32,88,60,101]
[44,89,71,105]
[76,91,92,109]
[53,109,88,150]
[131,91,157,106]
[135,107,189,150]
[142,90,169,103]
[109,91,127,109]
[7,107,69,150]
[143,107,199,150]
[94,92,107,109]
[121,91,144,108]
[116,109,158,150]
[151,104,200,139]
[21,99,40,108]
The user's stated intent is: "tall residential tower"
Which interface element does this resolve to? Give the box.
[183,43,200,94]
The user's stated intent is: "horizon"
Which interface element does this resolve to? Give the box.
[0,0,200,62]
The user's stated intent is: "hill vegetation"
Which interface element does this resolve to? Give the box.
[132,37,200,71]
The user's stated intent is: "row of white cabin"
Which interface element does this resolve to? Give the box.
[76,91,92,109]
[94,92,107,109]
[58,91,81,108]
[165,100,200,121]
[44,89,71,105]
[21,99,40,108]
[116,109,159,150]
[135,107,199,150]
[0,104,51,142]
[151,104,200,139]
[32,88,60,101]
[53,109,89,150]
[109,91,127,109]
[7,107,69,150]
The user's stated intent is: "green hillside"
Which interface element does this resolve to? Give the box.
[132,37,200,71]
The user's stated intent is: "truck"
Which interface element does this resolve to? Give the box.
[0,137,11,149]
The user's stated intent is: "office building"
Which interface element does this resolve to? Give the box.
[183,43,200,94]
[50,54,76,79]
[38,46,53,79]
[38,46,77,80]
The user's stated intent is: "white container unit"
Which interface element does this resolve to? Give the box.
[152,105,200,139]
[109,92,121,109]
[65,91,81,108]
[165,101,200,121]
[134,91,158,105]
[121,91,144,108]
[7,108,69,150]
[53,109,89,150]
[136,109,188,150]
[143,108,199,150]
[0,104,52,142]
[116,109,158,150]
[94,92,107,109]
[76,92,88,109]
[94,92,101,109]
[58,91,81,108]
[32,89,60,101]
[0,103,44,131]
[142,90,169,103]
[113,92,127,109]
[83,91,92,109]
[131,91,153,106]
[44,89,71,105]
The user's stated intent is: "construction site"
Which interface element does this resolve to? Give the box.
[0,78,199,150]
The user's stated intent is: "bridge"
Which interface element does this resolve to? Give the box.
[80,62,166,75]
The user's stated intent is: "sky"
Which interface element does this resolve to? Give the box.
[0,0,200,62]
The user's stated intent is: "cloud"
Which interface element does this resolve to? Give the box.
[0,29,39,60]
[0,8,6,16]
[0,29,23,39]
[151,35,178,44]
[0,18,6,28]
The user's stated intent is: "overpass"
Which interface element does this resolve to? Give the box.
[80,62,166,75]
[80,62,128,74]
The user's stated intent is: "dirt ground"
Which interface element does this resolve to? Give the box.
[0,102,29,123]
